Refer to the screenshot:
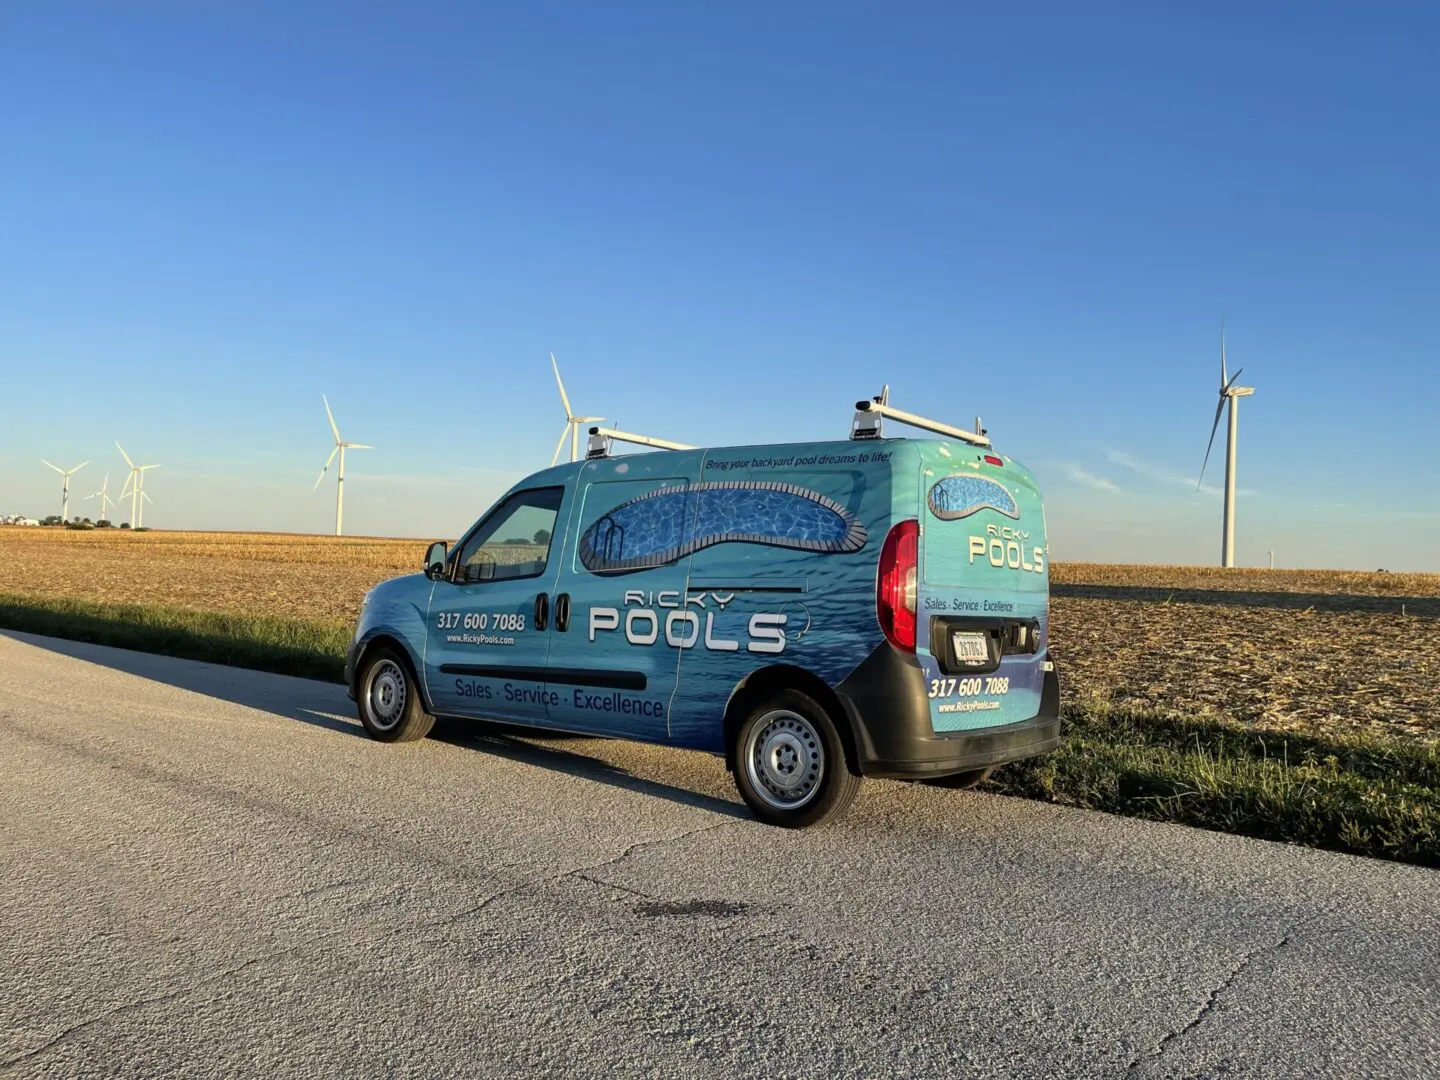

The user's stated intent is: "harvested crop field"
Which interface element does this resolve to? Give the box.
[1,527,1435,744]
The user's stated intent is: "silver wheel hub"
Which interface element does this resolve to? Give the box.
[745,710,824,810]
[367,660,406,729]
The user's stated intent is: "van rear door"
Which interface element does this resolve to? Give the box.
[915,448,1049,732]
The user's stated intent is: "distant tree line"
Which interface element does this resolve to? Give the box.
[34,516,131,529]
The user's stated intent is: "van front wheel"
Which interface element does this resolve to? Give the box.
[733,690,860,828]
[357,647,435,743]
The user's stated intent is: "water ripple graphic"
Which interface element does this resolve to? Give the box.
[927,474,1020,521]
[579,481,868,572]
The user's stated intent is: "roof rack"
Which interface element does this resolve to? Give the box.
[849,385,993,448]
[586,425,697,460]
[576,388,991,460]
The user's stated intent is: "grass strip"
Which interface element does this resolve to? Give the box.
[987,704,1440,867]
[0,592,347,683]
[2,591,1435,867]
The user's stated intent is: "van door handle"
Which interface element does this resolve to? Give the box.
[555,593,571,632]
[534,592,549,631]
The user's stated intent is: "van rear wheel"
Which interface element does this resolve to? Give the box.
[733,689,860,828]
[357,647,435,743]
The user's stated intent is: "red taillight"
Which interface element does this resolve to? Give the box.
[877,519,919,651]
[984,454,1004,467]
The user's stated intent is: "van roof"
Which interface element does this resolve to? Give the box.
[520,436,1036,493]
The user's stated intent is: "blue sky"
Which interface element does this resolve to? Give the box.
[1,1,1436,569]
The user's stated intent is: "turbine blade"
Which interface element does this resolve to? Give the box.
[314,446,339,490]
[551,353,574,420]
[1219,315,1227,389]
[323,394,341,442]
[143,491,154,504]
[116,442,135,468]
[1223,367,1245,393]
[41,460,62,474]
[551,425,570,467]
[1198,396,1226,489]
[345,443,373,450]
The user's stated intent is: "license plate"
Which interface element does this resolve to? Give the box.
[951,631,990,665]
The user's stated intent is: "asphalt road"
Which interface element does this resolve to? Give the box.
[1,631,1436,1080]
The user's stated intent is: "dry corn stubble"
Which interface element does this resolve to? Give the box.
[2,528,1436,744]
[1052,561,1437,598]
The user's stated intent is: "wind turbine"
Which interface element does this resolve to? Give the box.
[550,354,605,465]
[118,471,155,528]
[313,395,371,536]
[116,443,161,528]
[85,474,116,523]
[1197,318,1256,568]
[41,459,89,522]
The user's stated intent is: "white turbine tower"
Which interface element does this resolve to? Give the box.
[550,353,604,465]
[133,487,156,526]
[41,459,89,523]
[313,395,371,536]
[1197,318,1256,568]
[116,443,161,528]
[85,473,117,523]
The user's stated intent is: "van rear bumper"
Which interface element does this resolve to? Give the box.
[833,642,1061,780]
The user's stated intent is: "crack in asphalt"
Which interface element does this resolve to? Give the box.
[2,823,735,1070]
[565,821,735,883]
[1124,919,1350,1076]
[0,928,353,1073]
[571,871,655,900]
[422,820,736,928]
[1150,937,1288,1069]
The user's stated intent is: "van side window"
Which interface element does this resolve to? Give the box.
[454,487,563,584]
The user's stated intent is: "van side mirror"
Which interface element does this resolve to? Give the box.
[424,541,448,580]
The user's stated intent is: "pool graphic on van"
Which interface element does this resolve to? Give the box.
[927,474,1020,521]
[578,480,868,572]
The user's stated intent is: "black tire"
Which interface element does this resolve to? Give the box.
[732,689,861,828]
[923,766,994,790]
[356,646,435,743]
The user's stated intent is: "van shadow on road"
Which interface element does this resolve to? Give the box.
[5,630,746,820]
[425,716,748,819]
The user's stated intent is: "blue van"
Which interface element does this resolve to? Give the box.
[345,392,1060,827]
